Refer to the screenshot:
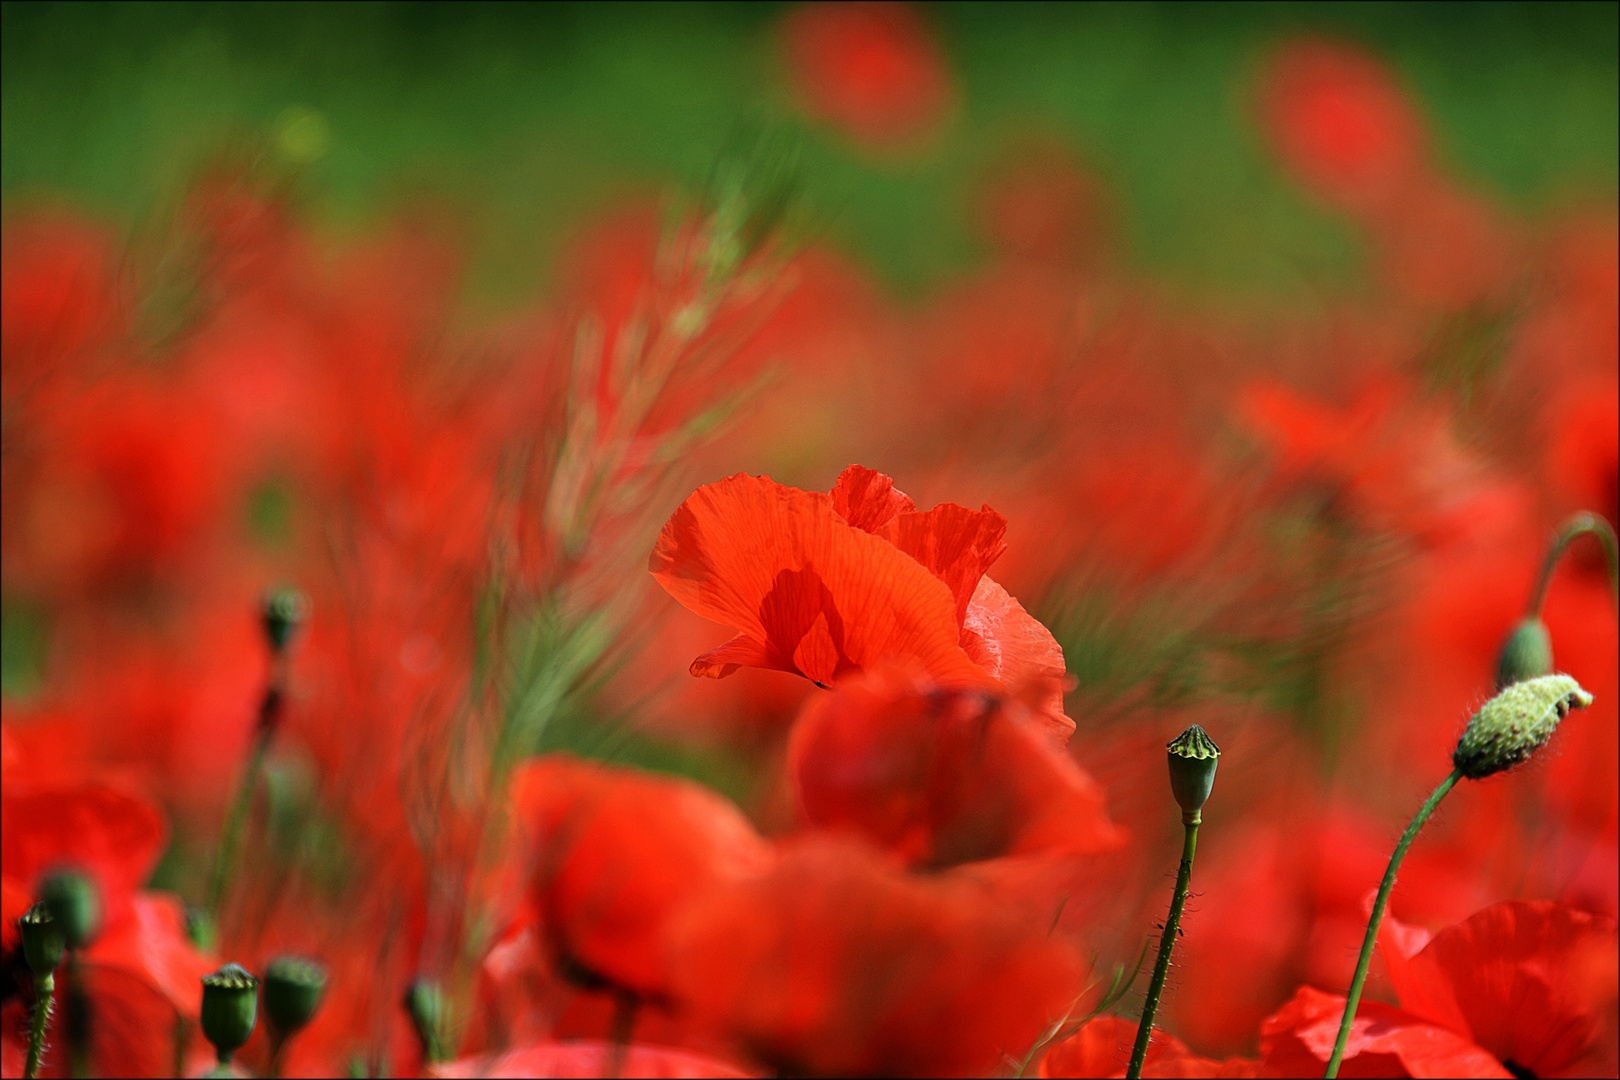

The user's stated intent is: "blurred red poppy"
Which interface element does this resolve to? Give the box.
[667,836,1083,1077]
[788,665,1120,868]
[1260,984,1511,1078]
[780,2,953,149]
[432,1039,756,1078]
[1038,1015,1259,1078]
[510,755,773,999]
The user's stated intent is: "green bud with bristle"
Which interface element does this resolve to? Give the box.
[264,955,326,1037]
[200,963,260,1061]
[262,587,309,652]
[1453,674,1593,780]
[40,870,100,950]
[18,902,63,981]
[1495,617,1553,689]
[1167,725,1221,816]
[404,977,447,1062]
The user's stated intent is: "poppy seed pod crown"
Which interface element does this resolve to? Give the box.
[1495,617,1553,689]
[1453,674,1592,779]
[1167,725,1220,816]
[18,903,64,980]
[201,963,260,1058]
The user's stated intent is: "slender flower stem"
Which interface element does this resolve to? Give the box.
[1127,811,1201,1080]
[208,650,287,918]
[1528,512,1619,617]
[24,974,53,1080]
[1326,769,1462,1078]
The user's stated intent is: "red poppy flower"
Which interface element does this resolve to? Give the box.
[780,3,953,149]
[666,836,1083,1077]
[1379,900,1620,1078]
[1038,1015,1259,1078]
[1258,37,1427,213]
[650,465,1073,739]
[431,1040,756,1078]
[1260,984,1512,1078]
[788,665,1119,868]
[510,755,773,999]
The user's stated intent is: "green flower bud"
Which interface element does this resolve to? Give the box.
[1453,674,1593,780]
[1495,617,1553,689]
[403,977,446,1062]
[264,955,326,1036]
[201,963,260,1060]
[18,902,64,980]
[40,870,100,950]
[1167,725,1220,816]
[262,587,309,652]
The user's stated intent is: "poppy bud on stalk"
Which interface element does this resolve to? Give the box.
[264,955,326,1036]
[262,586,309,652]
[201,963,260,1065]
[18,903,64,982]
[1453,674,1592,779]
[39,870,100,951]
[1166,724,1220,819]
[1494,617,1553,688]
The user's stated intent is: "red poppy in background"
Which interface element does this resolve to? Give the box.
[1038,1015,1259,1078]
[667,836,1083,1077]
[789,665,1119,868]
[781,2,953,149]
[1258,36,1427,213]
[432,1040,756,1078]
[650,466,1073,738]
[1379,900,1620,1078]
[510,755,773,1000]
[1261,985,1512,1078]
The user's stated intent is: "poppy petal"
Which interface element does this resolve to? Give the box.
[962,576,1074,741]
[829,463,914,531]
[431,1040,757,1078]
[1039,1015,1260,1077]
[1259,985,1511,1078]
[650,473,987,687]
[875,502,1008,625]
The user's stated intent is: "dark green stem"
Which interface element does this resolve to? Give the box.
[1127,812,1200,1080]
[24,974,53,1080]
[65,953,89,1079]
[208,727,270,917]
[605,991,638,1080]
[1326,770,1461,1078]
[1529,512,1619,617]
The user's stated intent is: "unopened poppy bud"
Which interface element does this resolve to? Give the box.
[1167,725,1220,817]
[1495,617,1553,688]
[201,963,260,1060]
[404,977,447,1061]
[264,955,326,1036]
[262,587,309,651]
[18,902,64,981]
[1453,674,1592,780]
[40,870,100,950]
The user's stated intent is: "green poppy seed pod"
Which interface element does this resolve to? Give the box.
[39,869,100,950]
[1495,617,1553,689]
[1453,674,1593,780]
[200,963,260,1060]
[264,955,327,1036]
[1167,725,1220,816]
[262,587,309,651]
[18,902,64,979]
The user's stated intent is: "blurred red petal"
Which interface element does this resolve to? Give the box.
[1259,985,1511,1078]
[432,1040,756,1078]
[1039,1015,1259,1078]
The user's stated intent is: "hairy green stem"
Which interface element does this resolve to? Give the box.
[1529,512,1619,617]
[1127,811,1200,1080]
[1326,770,1461,1077]
[24,974,53,1080]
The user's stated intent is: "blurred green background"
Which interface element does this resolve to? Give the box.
[4,2,1616,308]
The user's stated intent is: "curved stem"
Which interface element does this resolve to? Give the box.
[24,974,53,1080]
[1325,770,1461,1078]
[1127,812,1200,1080]
[1528,512,1619,618]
